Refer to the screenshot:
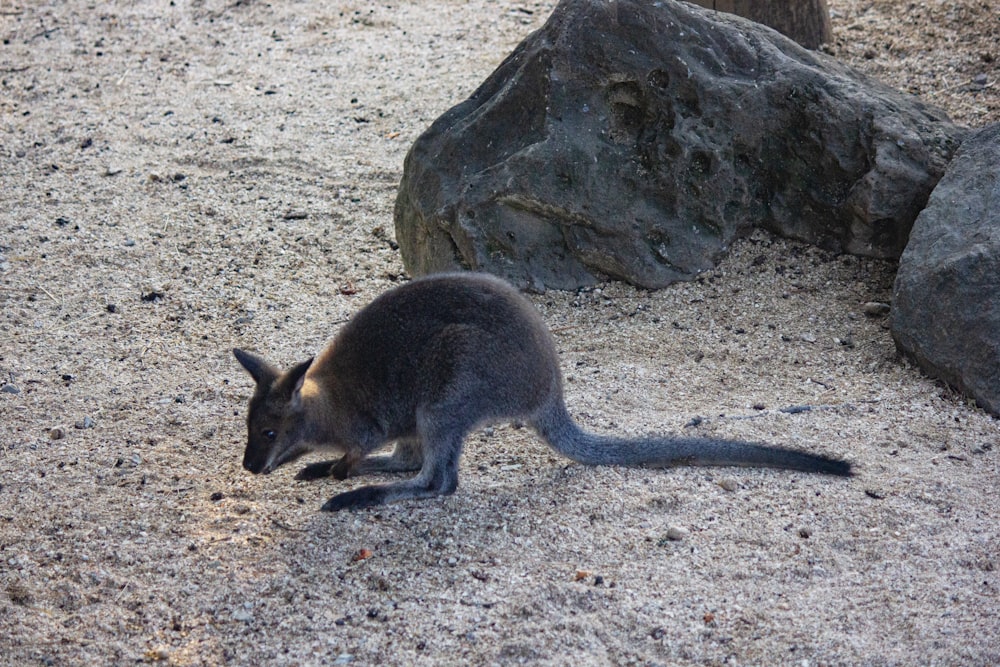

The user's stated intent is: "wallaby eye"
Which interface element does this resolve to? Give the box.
[262,429,277,440]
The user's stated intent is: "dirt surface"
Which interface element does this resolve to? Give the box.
[1,1,997,665]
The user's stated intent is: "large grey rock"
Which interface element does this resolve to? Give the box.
[688,0,832,50]
[891,123,1000,416]
[394,0,967,290]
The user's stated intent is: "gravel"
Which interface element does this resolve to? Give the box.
[1,1,998,665]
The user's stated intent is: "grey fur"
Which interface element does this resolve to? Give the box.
[234,273,851,511]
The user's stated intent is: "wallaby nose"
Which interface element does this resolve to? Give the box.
[242,452,269,474]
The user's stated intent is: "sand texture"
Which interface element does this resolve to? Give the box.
[1,1,998,664]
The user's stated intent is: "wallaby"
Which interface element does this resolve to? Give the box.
[234,272,851,511]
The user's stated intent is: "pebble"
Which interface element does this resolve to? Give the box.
[146,647,169,662]
[49,427,65,440]
[232,608,253,622]
[665,525,689,541]
[1,385,21,395]
[862,302,891,317]
[798,526,813,539]
[74,416,96,429]
[799,332,817,343]
[719,478,739,492]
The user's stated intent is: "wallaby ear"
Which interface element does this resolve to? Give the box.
[233,348,279,387]
[287,358,314,393]
[284,357,314,408]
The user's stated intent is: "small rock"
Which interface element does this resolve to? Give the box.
[863,302,891,317]
[798,526,813,539]
[105,165,123,176]
[333,655,354,665]
[141,289,166,302]
[719,478,739,492]
[972,73,988,86]
[74,416,95,429]
[282,210,308,220]
[1,385,21,395]
[49,427,65,440]
[799,332,817,343]
[145,647,169,662]
[6,581,34,605]
[231,608,253,622]
[665,525,689,541]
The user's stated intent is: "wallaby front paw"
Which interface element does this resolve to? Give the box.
[295,461,336,481]
[330,458,354,480]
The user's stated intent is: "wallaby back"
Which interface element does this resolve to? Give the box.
[234,272,851,512]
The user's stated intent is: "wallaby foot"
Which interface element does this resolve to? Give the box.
[320,477,456,511]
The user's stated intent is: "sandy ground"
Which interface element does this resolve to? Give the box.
[1,1,998,665]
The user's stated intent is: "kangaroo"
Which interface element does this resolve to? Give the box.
[233,272,851,511]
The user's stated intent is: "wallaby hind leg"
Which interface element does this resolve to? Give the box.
[319,448,459,511]
[320,414,465,511]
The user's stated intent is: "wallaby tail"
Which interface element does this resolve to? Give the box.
[532,400,852,477]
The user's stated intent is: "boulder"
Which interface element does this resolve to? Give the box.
[687,0,832,50]
[891,123,1000,416]
[394,0,967,290]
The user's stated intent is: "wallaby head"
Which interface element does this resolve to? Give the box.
[233,348,314,475]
